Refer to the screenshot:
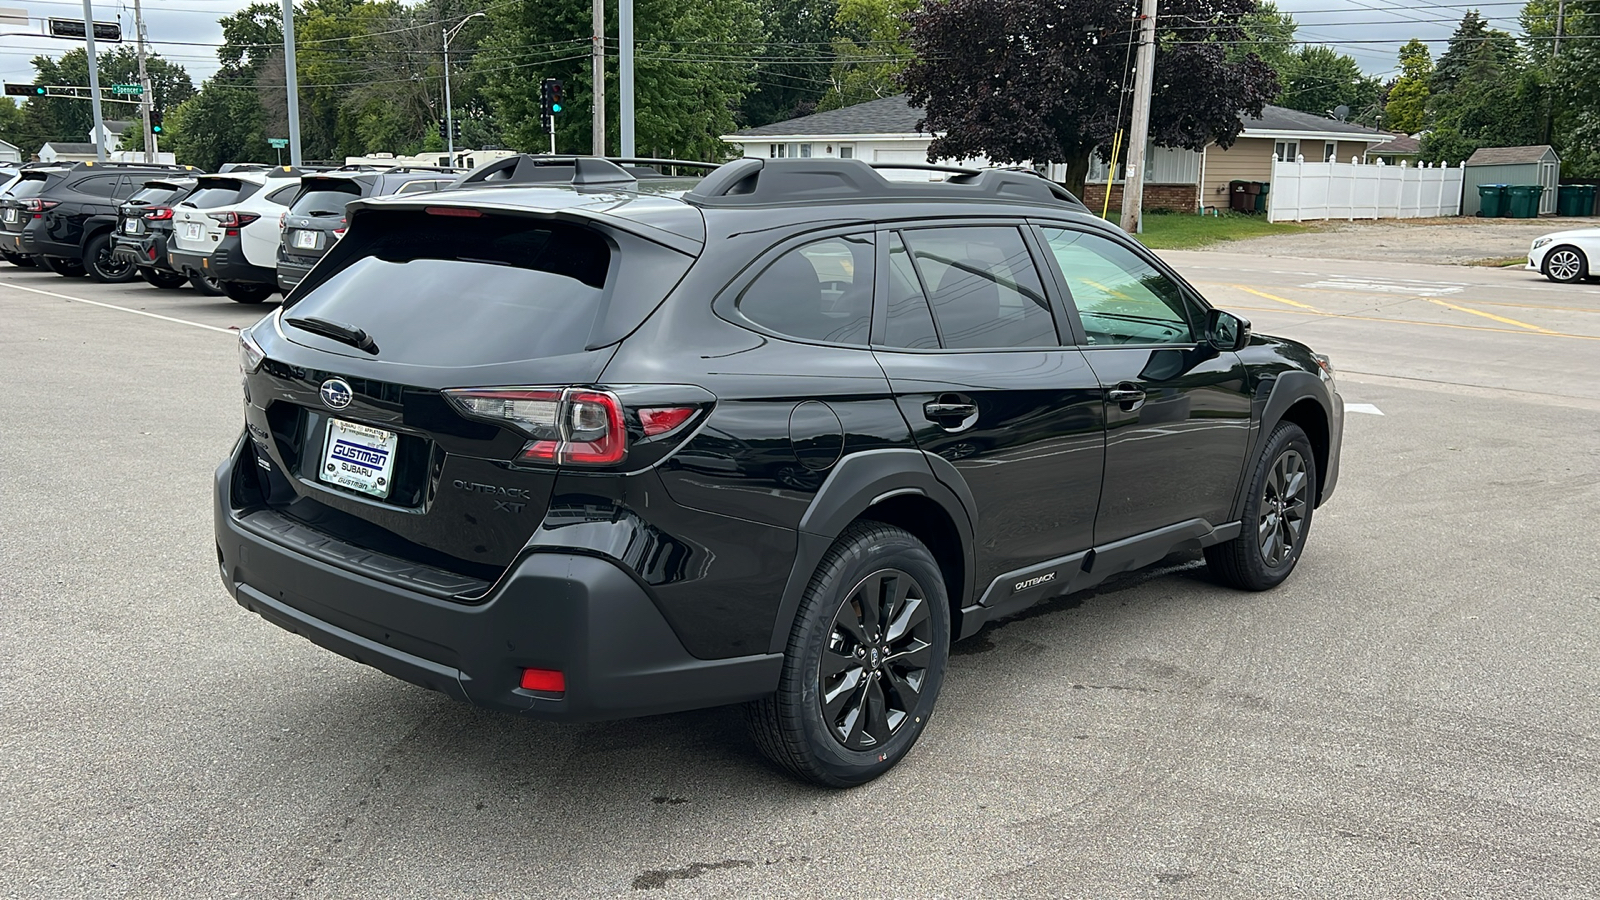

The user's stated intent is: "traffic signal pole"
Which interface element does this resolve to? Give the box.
[591,0,604,156]
[281,0,302,167]
[133,0,153,162]
[80,0,107,162]
[619,0,633,157]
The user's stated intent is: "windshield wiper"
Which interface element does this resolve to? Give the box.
[286,315,379,354]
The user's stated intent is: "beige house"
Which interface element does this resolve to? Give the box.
[725,96,1390,214]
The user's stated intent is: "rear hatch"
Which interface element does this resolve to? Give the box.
[281,175,368,263]
[117,182,189,239]
[171,177,256,252]
[245,205,699,580]
[1,172,62,233]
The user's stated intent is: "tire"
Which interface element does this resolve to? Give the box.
[221,280,274,304]
[188,271,224,296]
[38,256,86,277]
[139,267,188,289]
[1205,421,1317,591]
[1543,245,1588,284]
[745,521,950,787]
[84,232,138,283]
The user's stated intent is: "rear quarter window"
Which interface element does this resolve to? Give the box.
[183,185,243,208]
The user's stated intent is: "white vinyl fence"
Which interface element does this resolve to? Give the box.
[1268,156,1464,222]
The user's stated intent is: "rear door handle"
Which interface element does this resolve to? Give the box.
[924,394,979,431]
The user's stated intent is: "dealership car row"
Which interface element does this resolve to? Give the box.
[0,160,458,303]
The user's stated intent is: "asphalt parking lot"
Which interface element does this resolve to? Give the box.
[3,253,1598,899]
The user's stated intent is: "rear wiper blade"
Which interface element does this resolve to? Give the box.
[286,315,379,354]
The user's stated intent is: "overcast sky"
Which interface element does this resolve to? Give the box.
[0,0,1536,89]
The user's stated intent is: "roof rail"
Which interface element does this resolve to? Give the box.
[72,160,196,172]
[380,164,463,175]
[455,154,720,188]
[685,158,1087,211]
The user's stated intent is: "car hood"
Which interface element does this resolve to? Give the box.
[1535,228,1600,242]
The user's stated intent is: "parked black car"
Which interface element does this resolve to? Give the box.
[0,161,195,281]
[276,168,458,291]
[110,176,200,290]
[0,166,39,267]
[217,156,1344,786]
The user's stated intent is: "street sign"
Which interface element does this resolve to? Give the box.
[111,84,143,95]
[268,138,289,149]
[47,18,122,42]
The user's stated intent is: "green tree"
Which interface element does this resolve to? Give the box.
[16,47,193,157]
[740,0,837,125]
[818,0,916,112]
[1433,11,1520,93]
[1275,45,1380,118]
[1230,1,1297,74]
[1384,39,1432,133]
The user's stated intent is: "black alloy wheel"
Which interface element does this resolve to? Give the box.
[139,267,188,289]
[39,256,86,277]
[1543,245,1588,284]
[188,271,224,296]
[1205,421,1316,591]
[746,521,949,787]
[820,568,935,751]
[84,233,138,283]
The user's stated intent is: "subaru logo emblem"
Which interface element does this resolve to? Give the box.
[320,378,353,410]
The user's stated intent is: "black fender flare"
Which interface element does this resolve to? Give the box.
[765,448,977,654]
[1232,371,1332,520]
[80,214,120,253]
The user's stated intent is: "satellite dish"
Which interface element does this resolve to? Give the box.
[1333,105,1350,121]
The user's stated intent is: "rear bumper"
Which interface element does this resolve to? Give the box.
[113,231,176,271]
[172,235,277,285]
[276,257,313,291]
[214,438,782,721]
[17,221,78,260]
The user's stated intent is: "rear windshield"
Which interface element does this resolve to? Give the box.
[9,177,53,199]
[128,186,183,205]
[183,185,243,208]
[284,214,611,366]
[291,183,363,216]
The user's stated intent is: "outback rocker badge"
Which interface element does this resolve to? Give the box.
[1013,572,1057,593]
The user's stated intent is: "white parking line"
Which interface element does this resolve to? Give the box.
[2,280,238,335]
[1345,403,1385,416]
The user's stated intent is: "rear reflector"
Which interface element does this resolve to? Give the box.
[520,668,565,693]
[638,407,696,436]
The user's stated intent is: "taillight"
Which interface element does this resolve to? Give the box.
[207,211,261,234]
[638,407,696,436]
[24,199,58,216]
[444,387,629,466]
[142,206,173,220]
[332,216,347,239]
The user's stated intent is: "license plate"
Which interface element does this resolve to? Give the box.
[3,209,15,223]
[292,229,319,250]
[123,219,140,234]
[183,222,202,240]
[320,419,398,499]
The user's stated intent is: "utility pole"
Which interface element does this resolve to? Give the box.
[133,0,153,162]
[591,0,605,156]
[1554,0,1566,57]
[442,14,484,167]
[80,0,107,162]
[619,0,633,157]
[1119,0,1158,235]
[282,0,302,167]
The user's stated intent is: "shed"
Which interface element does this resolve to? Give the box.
[1461,145,1560,216]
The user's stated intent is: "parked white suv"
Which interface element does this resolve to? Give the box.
[169,167,303,303]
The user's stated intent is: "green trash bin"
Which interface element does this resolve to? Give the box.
[1557,185,1584,216]
[1254,181,1270,213]
[1507,184,1542,218]
[1581,185,1598,216]
[1477,183,1508,217]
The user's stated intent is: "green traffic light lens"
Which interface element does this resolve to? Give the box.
[551,103,562,113]
[35,87,45,95]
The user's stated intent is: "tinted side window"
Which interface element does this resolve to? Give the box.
[74,175,120,197]
[901,226,1056,349]
[1040,228,1195,345]
[266,185,298,205]
[880,232,939,349]
[737,234,872,345]
[394,179,450,195]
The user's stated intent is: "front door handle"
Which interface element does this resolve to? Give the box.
[1107,383,1146,409]
[924,394,979,431]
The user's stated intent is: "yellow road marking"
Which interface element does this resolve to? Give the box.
[1219,304,1600,341]
[1425,298,1552,332]
[1231,285,1322,311]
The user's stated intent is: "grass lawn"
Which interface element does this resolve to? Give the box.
[1109,212,1312,250]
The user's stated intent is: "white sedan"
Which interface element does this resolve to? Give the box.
[1527,228,1600,283]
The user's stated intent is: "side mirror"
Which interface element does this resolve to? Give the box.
[1206,309,1251,352]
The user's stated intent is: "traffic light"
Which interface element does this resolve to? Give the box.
[3,84,45,97]
[438,120,448,140]
[550,80,563,114]
[150,110,163,134]
[540,78,564,121]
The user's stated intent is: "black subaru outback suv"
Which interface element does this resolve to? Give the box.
[110,176,198,289]
[217,156,1343,786]
[0,160,195,281]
